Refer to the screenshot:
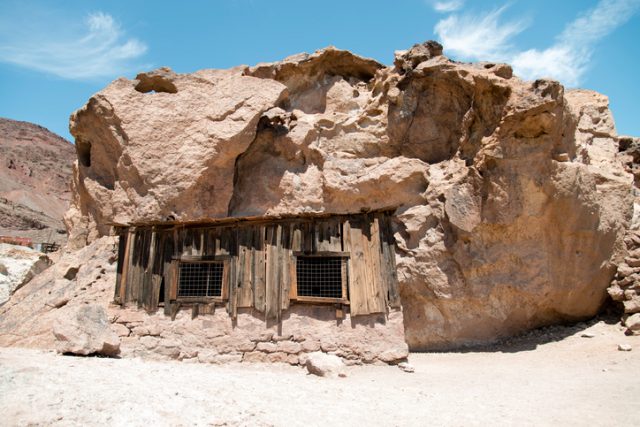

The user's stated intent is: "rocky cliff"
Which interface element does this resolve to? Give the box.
[608,136,640,330]
[20,42,638,349]
[0,118,74,245]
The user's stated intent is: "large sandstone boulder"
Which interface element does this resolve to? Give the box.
[53,304,120,356]
[62,41,633,350]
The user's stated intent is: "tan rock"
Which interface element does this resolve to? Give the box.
[624,313,640,332]
[266,352,289,364]
[305,352,346,377]
[276,341,302,354]
[242,351,267,363]
[256,342,277,353]
[301,340,321,353]
[111,323,130,337]
[624,296,640,314]
[53,304,120,356]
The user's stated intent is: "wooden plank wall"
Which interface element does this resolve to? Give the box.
[114,212,400,318]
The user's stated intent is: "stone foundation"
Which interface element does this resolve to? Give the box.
[111,305,408,365]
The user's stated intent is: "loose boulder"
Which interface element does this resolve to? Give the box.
[624,313,640,334]
[305,351,346,377]
[53,304,120,356]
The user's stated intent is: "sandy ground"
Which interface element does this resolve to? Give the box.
[1,318,639,427]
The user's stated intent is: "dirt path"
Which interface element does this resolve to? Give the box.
[1,319,639,426]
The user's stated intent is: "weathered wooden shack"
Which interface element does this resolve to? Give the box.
[114,210,401,324]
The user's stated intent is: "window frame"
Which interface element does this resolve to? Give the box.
[290,251,350,305]
[172,255,230,304]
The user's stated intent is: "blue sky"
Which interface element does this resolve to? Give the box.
[0,0,638,142]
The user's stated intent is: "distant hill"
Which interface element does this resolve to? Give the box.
[0,118,75,245]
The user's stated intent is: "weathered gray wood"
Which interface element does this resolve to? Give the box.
[182,227,192,256]
[379,213,401,308]
[289,222,302,301]
[114,232,127,304]
[227,228,238,319]
[265,224,281,320]
[366,216,386,314]
[280,222,291,311]
[117,212,398,316]
[139,229,154,310]
[117,230,133,305]
[237,227,254,308]
[302,221,313,253]
[253,225,266,312]
[127,230,146,305]
[148,231,165,313]
[140,230,156,312]
[200,303,215,315]
[168,259,178,301]
[345,218,370,316]
[316,219,342,252]
[163,230,175,316]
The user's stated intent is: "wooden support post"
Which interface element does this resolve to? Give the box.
[119,228,134,305]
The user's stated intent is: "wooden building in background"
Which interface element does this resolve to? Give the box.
[113,210,401,322]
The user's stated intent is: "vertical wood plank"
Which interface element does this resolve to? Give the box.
[138,229,152,309]
[173,228,179,258]
[253,225,266,312]
[317,219,342,252]
[302,221,313,253]
[118,229,134,305]
[289,222,301,301]
[182,228,192,256]
[142,229,157,312]
[114,231,126,303]
[163,229,175,316]
[168,259,179,301]
[380,213,401,308]
[345,218,370,316]
[341,257,348,302]
[280,222,291,311]
[366,216,386,313]
[238,226,256,308]
[265,224,281,320]
[148,230,164,313]
[227,228,238,319]
[126,230,144,304]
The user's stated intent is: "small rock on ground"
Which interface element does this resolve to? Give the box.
[398,362,415,373]
[305,351,346,377]
[618,344,632,352]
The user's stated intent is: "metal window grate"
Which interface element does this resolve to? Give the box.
[296,256,343,299]
[178,262,224,298]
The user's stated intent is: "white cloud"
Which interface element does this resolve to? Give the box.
[512,0,640,86]
[0,12,148,80]
[434,5,527,61]
[433,0,640,87]
[431,0,465,13]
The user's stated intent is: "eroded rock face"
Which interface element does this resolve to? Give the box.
[0,243,50,305]
[64,41,634,350]
[608,136,640,323]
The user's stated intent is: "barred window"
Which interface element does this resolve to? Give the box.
[295,255,347,301]
[178,261,224,298]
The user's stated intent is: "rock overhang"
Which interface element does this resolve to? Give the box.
[64,40,635,350]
